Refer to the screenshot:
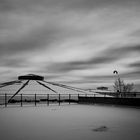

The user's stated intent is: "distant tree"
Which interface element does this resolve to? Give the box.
[122,83,135,93]
[113,78,135,97]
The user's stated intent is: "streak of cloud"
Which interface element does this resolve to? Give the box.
[0,0,140,90]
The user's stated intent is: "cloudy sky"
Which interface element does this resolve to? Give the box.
[0,0,140,90]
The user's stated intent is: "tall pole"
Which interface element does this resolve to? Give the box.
[113,70,121,95]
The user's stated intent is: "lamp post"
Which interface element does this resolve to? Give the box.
[113,70,121,95]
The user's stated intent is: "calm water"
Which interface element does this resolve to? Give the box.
[0,104,140,140]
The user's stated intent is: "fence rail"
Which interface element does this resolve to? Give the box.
[0,93,80,107]
[0,92,140,107]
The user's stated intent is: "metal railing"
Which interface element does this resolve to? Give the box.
[95,92,140,98]
[0,92,140,107]
[0,93,80,107]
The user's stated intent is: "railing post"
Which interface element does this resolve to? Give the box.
[47,94,49,106]
[94,94,96,104]
[5,93,7,107]
[59,94,60,106]
[78,94,79,98]
[21,94,22,107]
[77,94,79,103]
[69,94,71,104]
[35,94,36,106]
[134,92,136,97]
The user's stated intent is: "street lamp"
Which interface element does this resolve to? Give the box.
[113,70,121,93]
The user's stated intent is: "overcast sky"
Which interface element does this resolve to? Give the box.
[0,0,140,89]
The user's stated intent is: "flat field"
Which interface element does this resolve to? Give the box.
[0,104,140,140]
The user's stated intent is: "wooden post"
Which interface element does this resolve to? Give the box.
[21,94,22,107]
[35,94,36,106]
[59,94,60,106]
[69,94,71,104]
[5,93,7,107]
[47,94,49,106]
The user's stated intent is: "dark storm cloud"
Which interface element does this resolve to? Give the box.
[82,44,140,65]
[127,61,140,78]
[0,0,99,12]
[1,0,140,58]
[48,55,116,74]
[0,0,13,12]
[47,62,90,73]
[47,44,140,74]
[1,0,140,13]
[120,70,140,80]
[58,77,113,85]
[129,29,140,37]
[0,0,140,88]
[0,27,58,57]
[128,62,140,68]
[84,75,114,80]
[0,57,28,68]
[89,44,140,65]
[109,44,140,54]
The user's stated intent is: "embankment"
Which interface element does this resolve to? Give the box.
[78,97,140,107]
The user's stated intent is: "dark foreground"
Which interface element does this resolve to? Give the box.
[79,97,140,107]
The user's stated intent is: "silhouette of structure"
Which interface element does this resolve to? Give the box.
[97,86,108,90]
[0,74,91,104]
[18,74,44,81]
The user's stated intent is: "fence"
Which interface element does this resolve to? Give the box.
[96,92,140,98]
[0,93,81,107]
[0,92,140,107]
